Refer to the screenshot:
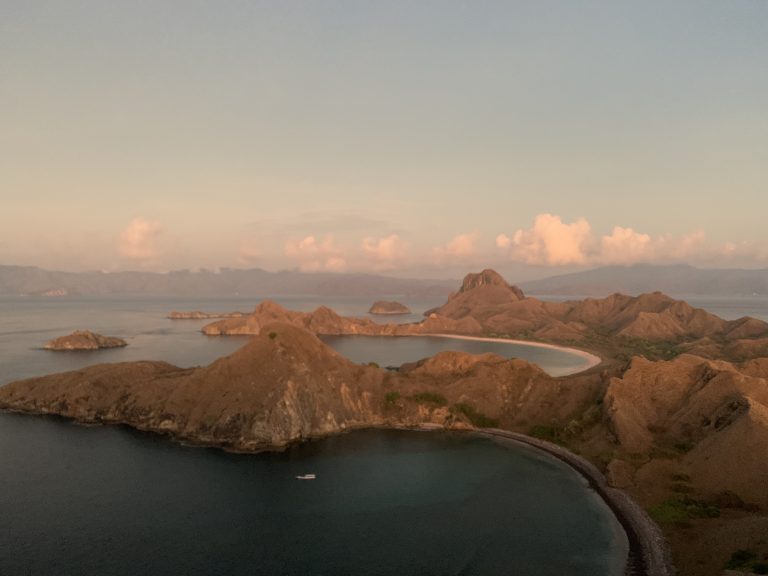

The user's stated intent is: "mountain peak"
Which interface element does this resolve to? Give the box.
[459,269,525,299]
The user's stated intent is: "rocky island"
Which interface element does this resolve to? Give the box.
[43,330,127,351]
[3,269,768,576]
[368,300,411,315]
[168,311,245,320]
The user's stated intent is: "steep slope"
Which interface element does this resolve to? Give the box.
[604,354,768,507]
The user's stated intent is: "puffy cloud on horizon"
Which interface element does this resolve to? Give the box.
[285,235,347,272]
[362,234,407,270]
[434,232,478,262]
[498,214,709,266]
[118,218,164,261]
[502,214,592,265]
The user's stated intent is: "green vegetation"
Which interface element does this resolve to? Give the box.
[528,425,563,443]
[673,441,694,454]
[268,331,278,340]
[384,391,401,406]
[451,403,499,428]
[368,361,380,368]
[648,496,720,525]
[410,392,447,406]
[725,549,759,571]
[723,549,768,575]
[670,483,693,494]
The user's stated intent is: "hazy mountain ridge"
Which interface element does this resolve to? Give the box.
[0,265,455,298]
[519,264,768,297]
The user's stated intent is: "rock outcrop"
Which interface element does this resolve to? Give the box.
[43,330,127,351]
[367,300,411,315]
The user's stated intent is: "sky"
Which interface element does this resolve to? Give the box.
[1,1,767,280]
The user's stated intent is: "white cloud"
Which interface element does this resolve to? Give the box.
[497,214,711,266]
[506,214,592,265]
[435,232,478,262]
[285,235,347,272]
[600,226,653,264]
[362,234,406,270]
[495,233,512,249]
[118,218,163,261]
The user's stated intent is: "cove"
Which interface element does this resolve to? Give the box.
[0,413,627,576]
[321,334,598,376]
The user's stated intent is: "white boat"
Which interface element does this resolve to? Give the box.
[296,474,316,480]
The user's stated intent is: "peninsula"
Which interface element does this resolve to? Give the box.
[3,269,768,576]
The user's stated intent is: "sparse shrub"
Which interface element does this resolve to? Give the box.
[648,496,720,526]
[384,391,401,405]
[268,331,278,340]
[671,473,691,482]
[674,441,694,453]
[528,425,561,443]
[725,549,757,570]
[410,392,447,406]
[451,403,499,428]
[670,483,693,494]
[368,361,380,369]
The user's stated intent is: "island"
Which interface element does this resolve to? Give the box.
[4,268,768,576]
[368,300,412,315]
[167,311,245,320]
[43,330,127,351]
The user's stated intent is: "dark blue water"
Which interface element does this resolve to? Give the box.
[0,415,626,576]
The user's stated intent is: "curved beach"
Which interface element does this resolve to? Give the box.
[423,333,602,375]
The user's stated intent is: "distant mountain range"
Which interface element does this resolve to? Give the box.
[0,265,456,298]
[518,264,768,297]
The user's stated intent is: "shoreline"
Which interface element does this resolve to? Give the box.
[418,332,602,375]
[472,428,675,576]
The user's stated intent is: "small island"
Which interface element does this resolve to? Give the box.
[168,311,245,320]
[43,330,127,351]
[368,301,412,315]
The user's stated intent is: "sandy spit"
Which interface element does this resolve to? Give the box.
[419,333,602,376]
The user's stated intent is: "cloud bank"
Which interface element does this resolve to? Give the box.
[285,235,347,272]
[362,234,407,270]
[497,214,708,266]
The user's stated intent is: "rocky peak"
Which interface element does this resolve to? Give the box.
[458,269,525,300]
